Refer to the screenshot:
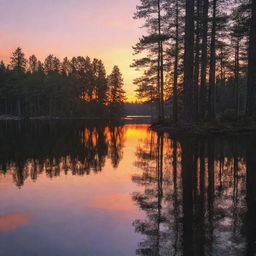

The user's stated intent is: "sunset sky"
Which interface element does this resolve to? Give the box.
[0,0,143,101]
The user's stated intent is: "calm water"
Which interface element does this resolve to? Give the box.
[0,120,256,256]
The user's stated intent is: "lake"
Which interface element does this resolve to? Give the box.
[0,119,256,256]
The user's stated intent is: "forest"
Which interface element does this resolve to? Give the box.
[132,0,256,124]
[0,48,126,118]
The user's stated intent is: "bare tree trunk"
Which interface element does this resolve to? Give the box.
[4,100,8,114]
[183,0,195,123]
[199,0,209,120]
[246,0,256,117]
[17,99,21,116]
[157,0,164,123]
[160,41,165,121]
[194,0,202,121]
[220,45,225,87]
[173,0,180,123]
[157,41,161,122]
[235,38,240,118]
[208,0,217,120]
[37,96,41,115]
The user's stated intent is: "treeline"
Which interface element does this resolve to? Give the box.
[0,48,126,117]
[124,102,152,116]
[133,0,256,123]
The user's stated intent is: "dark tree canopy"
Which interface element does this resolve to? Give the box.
[0,48,126,118]
[132,0,256,123]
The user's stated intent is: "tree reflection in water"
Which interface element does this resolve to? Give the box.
[132,130,256,256]
[0,120,125,187]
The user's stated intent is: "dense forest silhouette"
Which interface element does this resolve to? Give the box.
[0,48,126,118]
[132,131,256,255]
[133,0,256,124]
[0,120,126,187]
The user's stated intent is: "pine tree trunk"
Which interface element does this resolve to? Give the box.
[183,0,195,123]
[37,96,40,115]
[220,46,225,87]
[246,0,256,117]
[235,39,240,118]
[160,42,164,122]
[199,0,209,120]
[17,99,21,116]
[4,100,8,114]
[157,0,164,123]
[194,0,202,121]
[208,0,217,120]
[173,0,180,123]
[157,42,161,122]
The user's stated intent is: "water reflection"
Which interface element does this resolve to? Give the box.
[1,122,256,256]
[0,120,125,187]
[0,213,30,231]
[133,131,256,256]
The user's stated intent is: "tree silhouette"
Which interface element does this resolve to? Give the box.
[0,121,126,187]
[132,130,253,255]
[0,49,126,118]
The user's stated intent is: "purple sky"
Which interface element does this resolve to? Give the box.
[0,0,143,100]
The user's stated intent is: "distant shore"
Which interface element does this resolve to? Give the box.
[0,115,152,124]
[0,115,109,121]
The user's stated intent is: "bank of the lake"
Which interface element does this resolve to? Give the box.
[0,115,124,121]
[0,115,152,125]
[151,120,256,136]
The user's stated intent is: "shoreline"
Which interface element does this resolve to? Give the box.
[2,115,255,135]
[0,115,121,121]
[0,115,152,124]
[151,121,256,136]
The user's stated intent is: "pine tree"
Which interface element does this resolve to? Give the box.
[230,7,248,118]
[133,0,169,123]
[194,0,202,121]
[199,0,209,120]
[92,59,108,104]
[183,0,195,122]
[163,0,184,122]
[10,47,27,72]
[208,0,230,120]
[107,66,126,116]
[208,0,217,120]
[246,0,256,117]
[61,57,71,76]
[44,55,60,73]
[28,55,38,73]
